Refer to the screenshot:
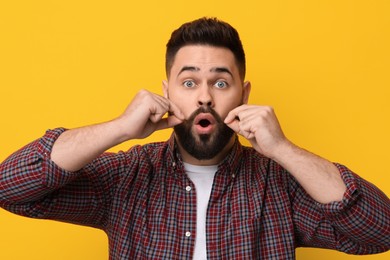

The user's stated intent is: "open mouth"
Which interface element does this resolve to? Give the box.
[198,119,211,128]
[194,113,216,134]
[195,113,215,126]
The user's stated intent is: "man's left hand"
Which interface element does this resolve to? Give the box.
[224,105,290,159]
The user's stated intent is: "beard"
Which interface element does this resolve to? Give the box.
[174,107,235,160]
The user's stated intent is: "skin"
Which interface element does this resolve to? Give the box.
[162,45,250,165]
[51,45,346,204]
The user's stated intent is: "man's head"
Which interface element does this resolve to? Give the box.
[163,18,251,164]
[166,17,246,81]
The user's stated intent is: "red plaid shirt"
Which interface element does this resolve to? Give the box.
[1,128,389,259]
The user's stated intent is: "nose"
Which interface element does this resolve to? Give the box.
[197,85,214,108]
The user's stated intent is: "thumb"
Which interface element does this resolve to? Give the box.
[224,110,240,133]
[225,119,240,133]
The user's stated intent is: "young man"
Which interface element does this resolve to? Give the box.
[0,17,389,259]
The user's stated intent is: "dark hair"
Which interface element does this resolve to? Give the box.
[166,17,246,80]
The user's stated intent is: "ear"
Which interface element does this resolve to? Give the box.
[162,80,169,98]
[242,81,251,104]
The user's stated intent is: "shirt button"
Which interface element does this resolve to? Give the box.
[185,186,192,192]
[172,162,176,167]
[185,231,191,237]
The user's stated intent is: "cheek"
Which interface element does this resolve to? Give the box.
[216,94,243,118]
[218,109,233,121]
[169,94,195,118]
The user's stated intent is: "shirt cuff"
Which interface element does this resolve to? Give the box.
[37,128,81,189]
[316,163,361,218]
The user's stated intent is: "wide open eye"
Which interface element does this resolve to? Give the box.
[183,80,196,88]
[214,81,228,89]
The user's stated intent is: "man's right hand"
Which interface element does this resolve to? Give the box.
[50,89,184,172]
[115,89,184,141]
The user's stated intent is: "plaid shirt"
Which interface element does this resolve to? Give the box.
[1,128,389,259]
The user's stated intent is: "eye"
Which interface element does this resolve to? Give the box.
[183,80,196,88]
[214,81,228,89]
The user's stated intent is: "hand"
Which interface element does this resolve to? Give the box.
[116,89,184,140]
[225,105,348,204]
[224,105,289,159]
[51,89,183,172]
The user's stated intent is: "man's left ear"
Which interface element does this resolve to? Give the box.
[162,80,169,98]
[242,81,251,104]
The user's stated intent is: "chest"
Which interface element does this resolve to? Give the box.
[107,165,296,259]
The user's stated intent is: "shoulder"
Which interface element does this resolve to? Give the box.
[118,140,171,169]
[238,144,289,185]
[239,145,277,169]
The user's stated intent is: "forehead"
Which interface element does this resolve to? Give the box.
[169,45,239,78]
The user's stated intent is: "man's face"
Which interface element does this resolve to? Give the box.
[163,45,251,161]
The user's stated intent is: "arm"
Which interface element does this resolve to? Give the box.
[225,105,390,252]
[0,90,183,224]
[225,105,345,204]
[270,141,346,204]
[51,89,184,172]
[0,129,128,228]
[290,163,390,253]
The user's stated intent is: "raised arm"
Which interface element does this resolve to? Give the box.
[225,104,345,204]
[0,90,183,225]
[225,104,390,252]
[51,89,184,172]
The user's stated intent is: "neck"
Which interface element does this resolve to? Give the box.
[175,134,236,166]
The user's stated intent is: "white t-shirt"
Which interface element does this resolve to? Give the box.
[183,162,218,260]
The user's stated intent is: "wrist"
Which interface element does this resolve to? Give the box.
[108,117,135,144]
[267,139,296,163]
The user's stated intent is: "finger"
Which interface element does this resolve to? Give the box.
[238,112,262,130]
[225,119,240,133]
[227,107,261,140]
[239,129,255,140]
[146,97,166,121]
[237,106,262,120]
[149,111,166,123]
[224,105,248,123]
[153,94,185,121]
[152,95,171,112]
[167,99,185,120]
[225,105,265,124]
[154,115,183,131]
[237,120,256,139]
[226,119,255,140]
[147,96,174,122]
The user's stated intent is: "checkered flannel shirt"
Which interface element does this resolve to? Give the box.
[1,128,389,259]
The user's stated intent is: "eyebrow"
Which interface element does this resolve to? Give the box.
[178,66,200,76]
[210,67,233,77]
[177,66,233,78]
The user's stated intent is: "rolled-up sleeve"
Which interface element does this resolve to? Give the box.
[293,163,390,254]
[316,164,390,254]
[0,128,81,205]
[0,128,124,229]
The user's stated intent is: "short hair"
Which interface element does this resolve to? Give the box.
[165,17,246,80]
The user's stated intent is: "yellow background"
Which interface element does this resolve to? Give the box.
[0,0,389,259]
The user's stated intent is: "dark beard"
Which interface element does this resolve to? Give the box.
[174,107,235,160]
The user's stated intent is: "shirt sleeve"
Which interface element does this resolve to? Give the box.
[291,163,390,254]
[0,128,131,229]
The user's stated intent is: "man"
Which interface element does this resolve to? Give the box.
[0,17,389,259]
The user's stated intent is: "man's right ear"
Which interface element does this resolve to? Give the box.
[162,80,169,98]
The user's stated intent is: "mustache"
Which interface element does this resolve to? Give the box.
[182,106,224,125]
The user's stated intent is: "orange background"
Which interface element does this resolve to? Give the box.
[0,0,389,259]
